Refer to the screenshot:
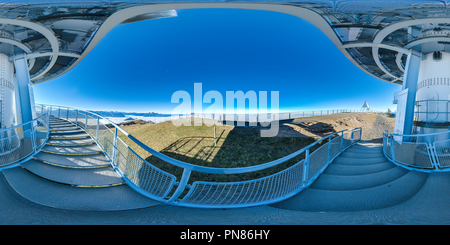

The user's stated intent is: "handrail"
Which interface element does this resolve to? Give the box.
[0,104,50,168]
[40,103,363,208]
[0,112,48,134]
[383,129,450,172]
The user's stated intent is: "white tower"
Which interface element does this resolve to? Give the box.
[414,25,450,141]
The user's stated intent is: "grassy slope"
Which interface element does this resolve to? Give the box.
[118,120,320,183]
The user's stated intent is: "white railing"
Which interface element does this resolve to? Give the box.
[169,109,380,124]
[39,104,362,208]
[383,130,450,171]
[0,104,49,168]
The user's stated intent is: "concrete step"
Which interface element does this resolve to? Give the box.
[2,167,160,211]
[324,161,397,175]
[49,133,90,140]
[332,156,389,165]
[46,138,95,147]
[21,159,124,187]
[270,171,428,212]
[345,147,383,154]
[49,127,79,131]
[339,151,385,158]
[310,166,409,191]
[33,152,110,168]
[50,129,85,135]
[351,144,383,150]
[41,145,102,156]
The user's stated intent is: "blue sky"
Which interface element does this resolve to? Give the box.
[33,8,399,114]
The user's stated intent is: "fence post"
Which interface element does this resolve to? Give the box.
[96,116,100,143]
[351,128,354,144]
[112,126,118,166]
[327,136,332,162]
[167,168,192,203]
[390,135,395,162]
[302,149,310,187]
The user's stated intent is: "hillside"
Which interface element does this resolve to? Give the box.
[117,113,393,182]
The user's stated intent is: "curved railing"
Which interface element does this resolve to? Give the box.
[40,104,362,208]
[0,104,49,168]
[383,130,450,172]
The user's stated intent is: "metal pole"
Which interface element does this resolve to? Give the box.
[96,116,100,143]
[112,126,118,166]
[302,149,310,187]
[327,136,332,162]
[390,135,395,162]
[214,126,217,146]
[167,168,192,203]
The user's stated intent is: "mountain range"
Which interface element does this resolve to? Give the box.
[91,111,172,118]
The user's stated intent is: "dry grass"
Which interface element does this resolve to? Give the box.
[117,119,320,183]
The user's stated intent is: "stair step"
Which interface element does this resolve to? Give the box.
[310,166,409,191]
[33,152,110,168]
[395,173,450,210]
[49,133,90,140]
[49,127,79,131]
[50,129,84,135]
[345,147,383,154]
[351,144,383,150]
[270,171,428,212]
[324,161,397,175]
[48,124,75,129]
[21,159,124,187]
[2,167,160,211]
[332,156,388,165]
[46,138,95,146]
[339,151,385,158]
[41,145,102,156]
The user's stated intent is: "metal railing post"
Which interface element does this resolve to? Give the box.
[85,111,88,130]
[351,128,354,144]
[75,110,78,126]
[167,168,192,203]
[30,129,36,152]
[112,126,118,166]
[390,135,396,162]
[427,135,439,169]
[96,116,100,143]
[340,131,344,151]
[327,136,332,162]
[302,149,310,187]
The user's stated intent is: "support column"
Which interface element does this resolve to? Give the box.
[0,53,14,130]
[14,53,36,132]
[400,50,421,135]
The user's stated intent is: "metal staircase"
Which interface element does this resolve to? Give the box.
[270,142,429,212]
[1,116,160,211]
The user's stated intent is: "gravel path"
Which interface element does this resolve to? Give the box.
[361,113,395,143]
[277,113,395,142]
